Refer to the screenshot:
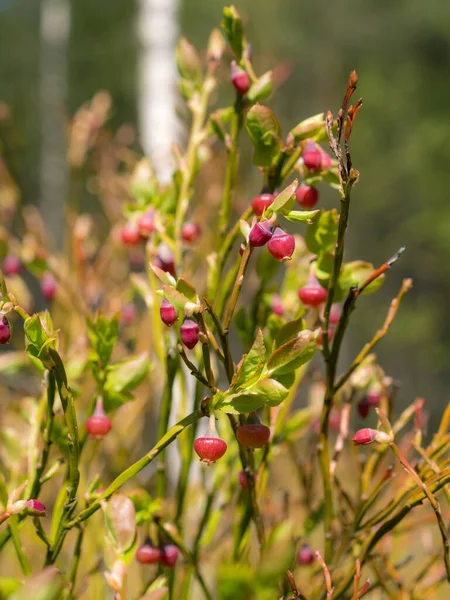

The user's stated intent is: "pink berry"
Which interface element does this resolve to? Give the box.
[121,303,136,326]
[181,222,201,243]
[271,294,284,316]
[238,470,257,490]
[26,500,46,516]
[231,60,250,94]
[329,304,341,326]
[160,545,179,568]
[121,222,141,246]
[160,300,178,327]
[296,184,319,209]
[41,274,57,301]
[267,227,295,261]
[136,543,161,565]
[249,221,274,247]
[3,255,21,276]
[86,399,112,440]
[251,193,274,216]
[358,398,370,419]
[0,316,11,345]
[298,274,327,307]
[194,436,227,465]
[137,212,155,237]
[180,319,199,349]
[320,150,332,170]
[297,544,314,565]
[157,244,176,276]
[367,389,381,407]
[352,428,377,446]
[302,140,322,172]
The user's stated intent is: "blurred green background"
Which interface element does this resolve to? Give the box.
[1,0,449,427]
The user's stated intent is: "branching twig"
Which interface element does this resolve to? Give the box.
[316,550,334,599]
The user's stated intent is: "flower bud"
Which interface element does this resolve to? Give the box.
[160,300,178,327]
[267,227,295,261]
[26,499,47,517]
[3,255,21,276]
[249,221,274,247]
[86,398,112,439]
[0,315,11,344]
[181,222,201,243]
[352,428,392,446]
[180,319,199,349]
[231,60,250,94]
[160,544,179,568]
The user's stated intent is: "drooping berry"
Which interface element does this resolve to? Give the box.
[296,184,319,209]
[121,302,136,326]
[137,211,155,237]
[194,436,227,464]
[160,545,179,568]
[180,319,199,349]
[86,398,112,439]
[249,221,274,247]
[271,294,284,316]
[160,300,178,327]
[236,413,270,449]
[157,243,176,276]
[320,150,332,170]
[231,60,250,94]
[0,316,11,345]
[358,397,370,419]
[3,255,21,276]
[302,140,322,172]
[267,227,295,261]
[181,222,201,243]
[298,273,327,307]
[121,222,141,246]
[136,543,161,565]
[297,544,314,565]
[41,273,57,301]
[25,500,46,517]
[251,193,274,217]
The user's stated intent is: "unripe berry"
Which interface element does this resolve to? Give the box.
[194,436,227,464]
[297,544,314,565]
[160,300,178,327]
[121,222,141,246]
[181,222,201,243]
[160,545,179,568]
[249,221,274,247]
[358,397,370,419]
[41,273,57,301]
[231,60,250,94]
[180,319,199,349]
[296,184,319,209]
[298,273,327,307]
[236,413,270,449]
[3,255,21,276]
[302,140,322,172]
[0,316,11,345]
[267,227,295,261]
[136,543,161,565]
[271,294,284,316]
[86,399,112,439]
[251,193,274,216]
[137,212,155,237]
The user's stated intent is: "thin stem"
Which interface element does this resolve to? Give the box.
[178,345,211,389]
[9,516,31,576]
[33,517,53,550]
[66,527,84,599]
[156,351,178,499]
[223,244,253,332]
[196,312,216,389]
[30,373,56,499]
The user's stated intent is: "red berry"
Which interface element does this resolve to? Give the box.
[296,184,319,209]
[297,544,314,565]
[358,397,370,419]
[3,255,21,276]
[194,436,227,464]
[121,222,141,246]
[329,304,341,326]
[160,545,179,568]
[0,316,11,345]
[238,470,257,490]
[136,543,161,565]
[160,300,178,327]
[231,60,250,94]
[352,428,377,445]
[302,140,322,172]
[236,424,270,449]
[26,500,46,516]
[251,193,274,216]
[271,294,284,316]
[121,303,136,326]
[267,227,295,261]
[298,274,327,307]
[317,328,333,348]
[41,274,57,301]
[86,399,112,439]
[157,244,176,276]
[367,389,381,407]
[249,221,274,247]
[180,319,199,349]
[320,150,332,170]
[181,222,201,243]
[137,212,155,237]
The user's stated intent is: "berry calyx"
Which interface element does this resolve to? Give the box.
[120,222,141,246]
[86,398,112,439]
[137,211,155,237]
[302,139,322,172]
[194,435,227,465]
[297,544,314,565]
[180,319,199,349]
[160,300,178,327]
[249,220,274,247]
[0,316,11,345]
[251,193,274,216]
[181,222,201,243]
[298,272,327,307]
[267,227,295,261]
[41,273,57,301]
[296,184,319,209]
[3,255,21,276]
[160,545,179,568]
[231,60,250,94]
[136,542,161,565]
[236,413,270,449]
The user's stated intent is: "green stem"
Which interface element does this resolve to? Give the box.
[66,527,84,599]
[9,516,31,576]
[30,373,56,499]
[156,352,178,499]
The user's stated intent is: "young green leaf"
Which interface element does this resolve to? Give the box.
[305,209,339,255]
[245,105,282,168]
[267,330,316,375]
[232,329,266,389]
[221,5,246,58]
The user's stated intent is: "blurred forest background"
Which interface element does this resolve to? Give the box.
[1,0,450,429]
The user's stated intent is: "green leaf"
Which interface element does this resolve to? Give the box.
[338,261,385,298]
[232,330,265,389]
[267,180,298,214]
[256,250,279,285]
[221,6,245,59]
[274,318,305,349]
[162,285,191,311]
[282,209,320,223]
[305,209,339,255]
[0,576,22,597]
[247,71,273,104]
[250,378,289,406]
[103,494,137,554]
[245,104,282,168]
[314,252,334,289]
[176,38,202,83]
[86,314,119,369]
[267,330,316,375]
[288,113,326,144]
[104,353,151,395]
[176,278,197,302]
